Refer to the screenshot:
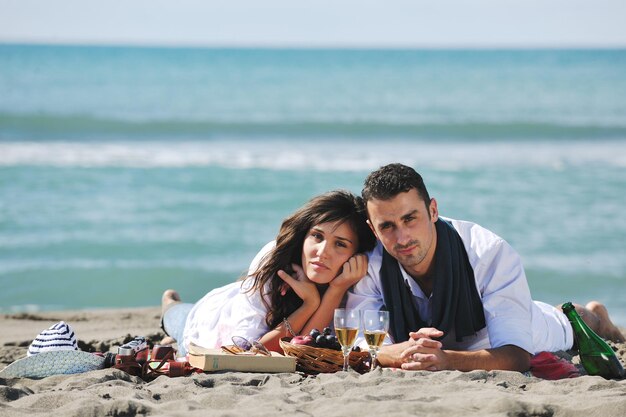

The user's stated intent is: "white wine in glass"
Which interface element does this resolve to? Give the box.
[334,308,359,372]
[363,310,389,370]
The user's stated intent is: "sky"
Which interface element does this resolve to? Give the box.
[1,0,626,48]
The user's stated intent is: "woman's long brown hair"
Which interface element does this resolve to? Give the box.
[247,190,376,329]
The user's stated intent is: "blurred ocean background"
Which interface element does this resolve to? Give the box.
[1,45,625,325]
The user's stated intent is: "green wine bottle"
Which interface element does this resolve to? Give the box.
[562,302,625,379]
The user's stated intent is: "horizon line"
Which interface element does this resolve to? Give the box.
[2,39,626,51]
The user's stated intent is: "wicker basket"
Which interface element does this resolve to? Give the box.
[279,337,370,374]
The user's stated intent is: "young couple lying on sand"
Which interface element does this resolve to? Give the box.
[160,163,624,373]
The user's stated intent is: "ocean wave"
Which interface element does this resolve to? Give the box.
[2,112,626,141]
[0,257,249,275]
[1,139,626,170]
[526,253,626,279]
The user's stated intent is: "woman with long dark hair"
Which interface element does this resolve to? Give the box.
[160,190,376,356]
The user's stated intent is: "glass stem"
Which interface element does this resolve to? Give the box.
[342,348,350,372]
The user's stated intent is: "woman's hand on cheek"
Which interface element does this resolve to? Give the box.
[329,254,368,291]
[277,263,320,306]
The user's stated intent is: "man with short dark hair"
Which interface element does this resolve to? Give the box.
[348,163,624,371]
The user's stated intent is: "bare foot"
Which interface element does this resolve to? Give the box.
[585,301,625,343]
[160,289,182,345]
[160,336,176,346]
[161,289,181,310]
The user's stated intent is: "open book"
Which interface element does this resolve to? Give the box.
[188,343,296,373]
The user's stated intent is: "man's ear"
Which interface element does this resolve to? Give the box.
[366,219,378,238]
[429,198,439,222]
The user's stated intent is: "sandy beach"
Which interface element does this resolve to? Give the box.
[0,308,624,417]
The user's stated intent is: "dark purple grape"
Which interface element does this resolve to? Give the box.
[309,329,321,339]
[315,334,327,347]
[323,327,332,336]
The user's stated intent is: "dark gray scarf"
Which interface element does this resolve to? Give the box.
[380,218,486,343]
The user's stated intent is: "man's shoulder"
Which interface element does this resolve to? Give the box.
[442,216,506,259]
[350,241,385,296]
[366,241,385,268]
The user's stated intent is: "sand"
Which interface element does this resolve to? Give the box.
[1,308,625,417]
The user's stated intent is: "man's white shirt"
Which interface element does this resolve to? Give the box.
[347,217,573,354]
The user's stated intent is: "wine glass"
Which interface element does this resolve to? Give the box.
[333,308,359,372]
[362,310,389,370]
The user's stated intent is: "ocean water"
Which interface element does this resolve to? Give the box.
[1,45,625,325]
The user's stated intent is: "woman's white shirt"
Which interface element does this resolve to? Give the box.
[181,241,276,351]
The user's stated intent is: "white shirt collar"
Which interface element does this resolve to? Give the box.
[398,262,429,300]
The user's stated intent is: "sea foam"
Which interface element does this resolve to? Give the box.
[1,139,625,170]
